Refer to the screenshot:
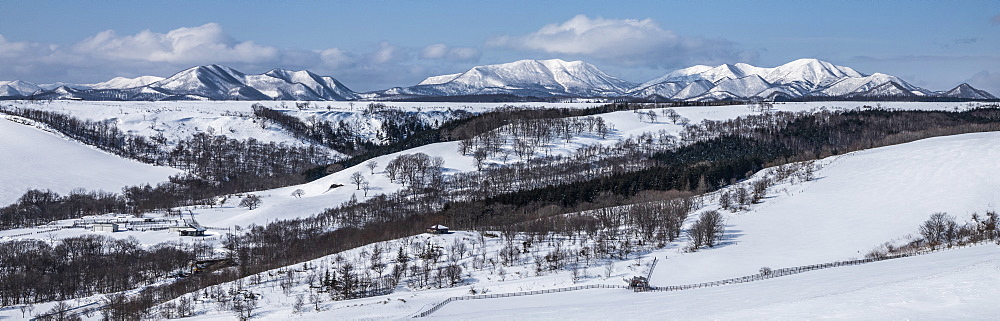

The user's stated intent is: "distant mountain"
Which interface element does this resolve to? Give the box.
[629,58,954,101]
[89,76,166,90]
[1,59,995,101]
[0,80,43,97]
[939,83,997,100]
[2,66,357,101]
[363,59,636,99]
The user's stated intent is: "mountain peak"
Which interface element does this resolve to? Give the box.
[942,83,997,100]
[394,58,635,98]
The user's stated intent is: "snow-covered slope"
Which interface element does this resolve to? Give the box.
[433,245,1000,320]
[149,65,271,100]
[0,116,181,205]
[246,69,358,100]
[418,73,462,86]
[653,131,1000,286]
[370,59,636,98]
[103,129,998,320]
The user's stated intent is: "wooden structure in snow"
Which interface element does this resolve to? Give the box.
[92,223,118,232]
[426,224,449,234]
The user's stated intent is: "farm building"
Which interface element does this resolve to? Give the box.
[426,224,449,234]
[169,225,206,236]
[92,223,118,232]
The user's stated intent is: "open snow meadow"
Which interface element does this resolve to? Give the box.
[1,100,998,320]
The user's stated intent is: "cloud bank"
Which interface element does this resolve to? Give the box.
[488,15,756,68]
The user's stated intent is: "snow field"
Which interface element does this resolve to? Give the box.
[1,101,987,241]
[0,116,181,205]
[431,244,1000,320]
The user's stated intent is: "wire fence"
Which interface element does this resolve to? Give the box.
[413,239,997,317]
[412,284,626,318]
[641,239,995,292]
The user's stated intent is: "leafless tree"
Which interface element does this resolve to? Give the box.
[688,210,725,250]
[920,212,958,247]
[239,194,262,210]
[350,171,366,190]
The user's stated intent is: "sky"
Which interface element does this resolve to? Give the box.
[0,0,998,94]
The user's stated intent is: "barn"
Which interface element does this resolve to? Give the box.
[169,225,206,236]
[92,223,118,233]
[426,224,449,234]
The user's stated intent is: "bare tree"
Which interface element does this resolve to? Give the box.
[920,212,958,247]
[239,194,262,210]
[473,149,488,171]
[350,171,366,190]
[366,160,378,174]
[230,289,258,321]
[291,189,305,198]
[688,210,725,250]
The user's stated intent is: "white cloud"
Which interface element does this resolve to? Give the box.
[421,44,449,59]
[420,43,480,62]
[319,48,354,68]
[371,42,405,64]
[71,23,280,64]
[489,15,754,68]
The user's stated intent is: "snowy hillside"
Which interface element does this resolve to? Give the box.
[0,116,181,205]
[433,245,1000,320]
[652,131,1000,284]
[88,130,999,320]
[0,100,982,230]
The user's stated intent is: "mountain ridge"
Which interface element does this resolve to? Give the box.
[1,59,995,101]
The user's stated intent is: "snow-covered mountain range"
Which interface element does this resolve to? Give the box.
[363,59,636,99]
[1,65,357,101]
[627,58,967,101]
[1,59,994,101]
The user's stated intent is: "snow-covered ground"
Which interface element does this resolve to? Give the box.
[244,131,998,320]
[0,116,180,205]
[46,130,989,321]
[432,244,1000,320]
[652,131,1000,285]
[1,101,998,320]
[1,101,988,238]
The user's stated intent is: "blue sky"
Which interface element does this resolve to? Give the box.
[1,0,998,93]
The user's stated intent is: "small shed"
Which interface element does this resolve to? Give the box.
[92,223,118,233]
[426,224,449,234]
[626,276,649,289]
[169,225,206,236]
